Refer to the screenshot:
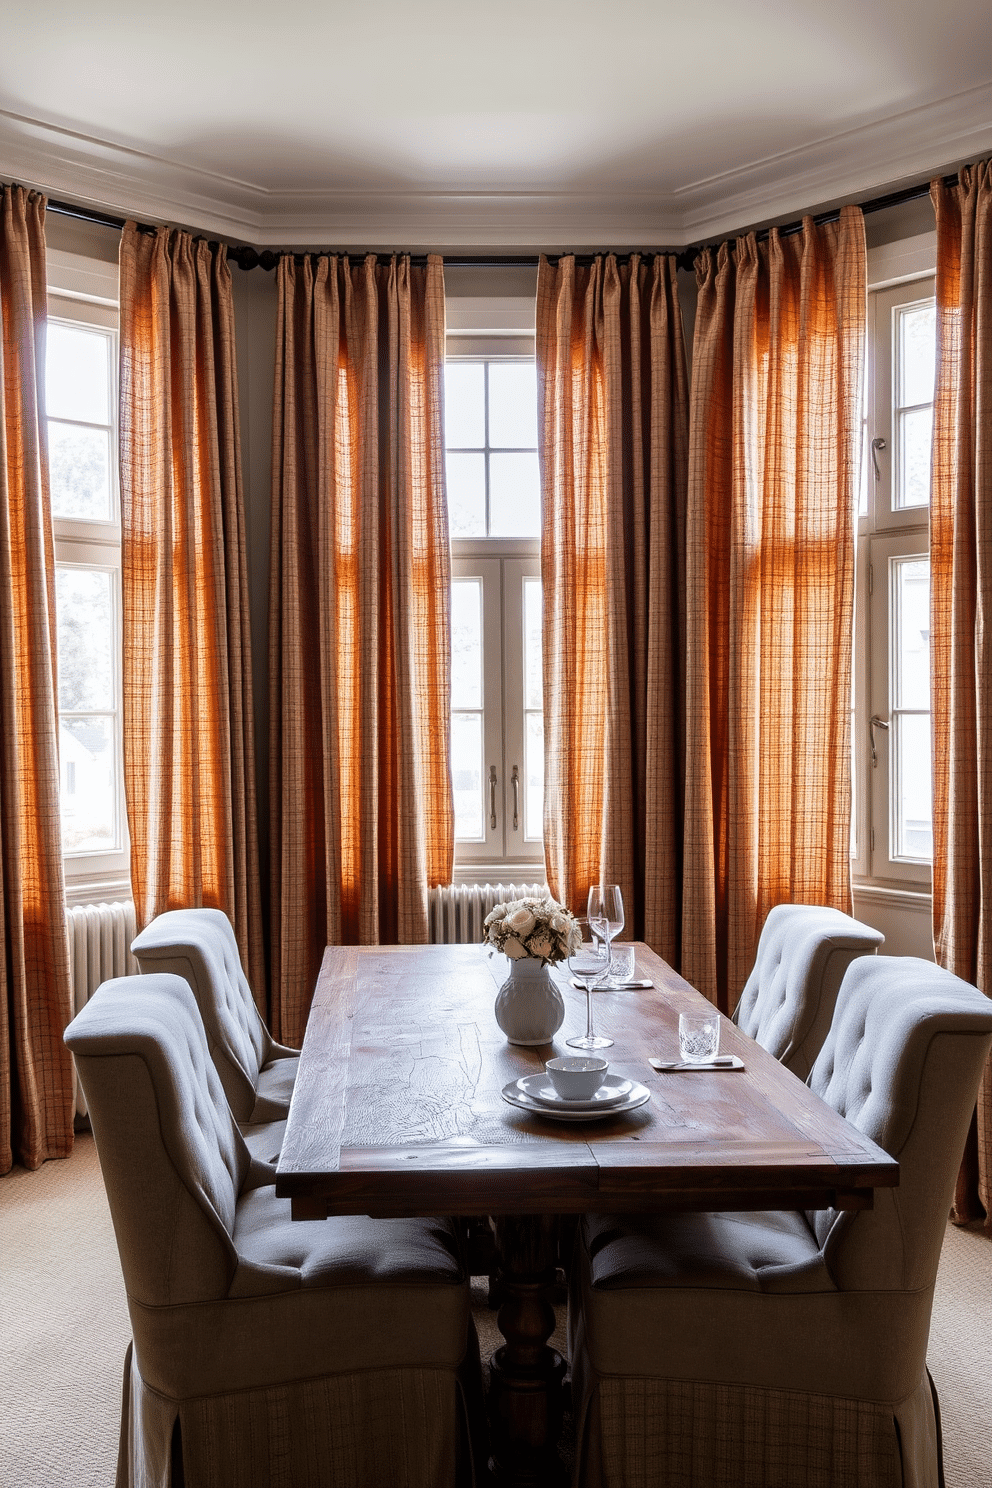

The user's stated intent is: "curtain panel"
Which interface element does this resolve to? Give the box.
[0,185,74,1172]
[536,254,690,951]
[682,206,866,1012]
[270,254,452,1046]
[118,225,264,1002]
[930,161,992,1228]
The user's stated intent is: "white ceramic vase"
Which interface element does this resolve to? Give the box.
[494,956,566,1046]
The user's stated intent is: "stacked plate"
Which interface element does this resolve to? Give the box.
[501,1072,651,1121]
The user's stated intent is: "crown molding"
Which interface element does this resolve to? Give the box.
[3,83,991,251]
[676,81,992,241]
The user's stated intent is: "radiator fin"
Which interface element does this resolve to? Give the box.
[428,883,549,946]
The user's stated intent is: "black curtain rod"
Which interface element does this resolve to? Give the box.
[43,170,960,274]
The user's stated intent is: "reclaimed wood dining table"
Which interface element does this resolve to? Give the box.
[275,940,898,1487]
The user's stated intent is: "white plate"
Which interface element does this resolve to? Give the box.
[516,1073,633,1110]
[502,1079,651,1122]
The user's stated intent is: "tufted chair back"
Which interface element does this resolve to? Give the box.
[131,908,270,1122]
[807,955,992,1293]
[65,973,252,1306]
[733,904,884,1078]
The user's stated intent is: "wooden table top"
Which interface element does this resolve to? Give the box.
[275,942,898,1221]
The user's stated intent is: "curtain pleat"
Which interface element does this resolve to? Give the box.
[270,255,452,1045]
[682,207,865,1012]
[536,255,689,949]
[0,184,74,1172]
[119,224,264,1002]
[930,161,992,1227]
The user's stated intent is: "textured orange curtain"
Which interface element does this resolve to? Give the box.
[119,224,264,1000]
[270,254,452,1045]
[537,254,689,949]
[683,207,865,1013]
[930,161,992,1228]
[0,185,74,1171]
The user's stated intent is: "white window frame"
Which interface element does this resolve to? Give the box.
[853,264,935,895]
[47,253,130,905]
[445,304,544,882]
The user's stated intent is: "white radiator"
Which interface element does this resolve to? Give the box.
[428,882,549,945]
[65,901,138,1118]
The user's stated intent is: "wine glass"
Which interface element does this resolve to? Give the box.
[566,917,613,1050]
[587,884,625,983]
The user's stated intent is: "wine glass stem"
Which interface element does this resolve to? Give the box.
[585,980,595,1041]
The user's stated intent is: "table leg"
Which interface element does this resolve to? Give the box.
[487,1213,568,1487]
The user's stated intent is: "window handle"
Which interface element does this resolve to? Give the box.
[511,765,520,831]
[871,436,886,480]
[489,766,498,829]
[869,714,889,768]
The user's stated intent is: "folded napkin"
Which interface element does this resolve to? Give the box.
[649,1055,745,1072]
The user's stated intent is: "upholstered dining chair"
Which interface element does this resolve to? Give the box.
[64,972,482,1488]
[568,955,992,1488]
[732,903,884,1079]
[131,907,295,1164]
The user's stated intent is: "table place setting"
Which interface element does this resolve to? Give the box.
[501,1054,651,1122]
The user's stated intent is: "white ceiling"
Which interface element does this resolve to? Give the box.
[2,0,991,248]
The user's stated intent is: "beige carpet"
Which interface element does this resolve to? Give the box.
[2,1134,990,1487]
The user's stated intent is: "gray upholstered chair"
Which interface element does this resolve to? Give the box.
[131,907,295,1164]
[568,956,992,1488]
[64,973,481,1488]
[732,903,884,1078]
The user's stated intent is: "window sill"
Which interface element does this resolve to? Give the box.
[449,862,548,889]
[852,881,932,912]
[63,871,133,909]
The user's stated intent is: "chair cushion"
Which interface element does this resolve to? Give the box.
[242,1118,286,1167]
[130,1204,472,1397]
[233,1194,465,1291]
[584,1208,829,1294]
[250,1052,300,1122]
[572,1210,930,1404]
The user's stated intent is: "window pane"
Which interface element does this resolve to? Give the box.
[894,712,932,860]
[451,579,482,709]
[894,558,930,710]
[49,421,112,520]
[490,452,541,537]
[898,303,936,409]
[488,362,538,448]
[524,577,543,710]
[59,715,116,851]
[444,362,485,448]
[897,407,932,510]
[56,567,113,710]
[451,712,483,840]
[525,710,544,841]
[446,452,486,537]
[46,322,111,425]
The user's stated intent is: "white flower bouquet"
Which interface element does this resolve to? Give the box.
[483,896,581,967]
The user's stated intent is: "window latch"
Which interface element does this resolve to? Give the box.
[511,765,520,831]
[869,714,889,768]
[870,436,886,480]
[489,766,498,829]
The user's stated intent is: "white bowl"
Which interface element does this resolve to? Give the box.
[546,1055,609,1101]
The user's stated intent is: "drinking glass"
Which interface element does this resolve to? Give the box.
[678,1011,720,1064]
[587,884,624,980]
[566,917,613,1050]
[607,943,636,987]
